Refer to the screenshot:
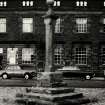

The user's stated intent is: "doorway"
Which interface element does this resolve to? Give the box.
[7,48,18,64]
[0,55,3,69]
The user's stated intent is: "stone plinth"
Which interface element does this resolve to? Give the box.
[26,87,74,94]
[16,72,91,105]
[36,72,66,87]
[16,86,90,105]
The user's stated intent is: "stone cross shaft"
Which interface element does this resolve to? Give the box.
[43,5,57,72]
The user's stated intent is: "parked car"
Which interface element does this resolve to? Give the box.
[57,66,95,80]
[0,65,37,79]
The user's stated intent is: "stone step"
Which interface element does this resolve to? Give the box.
[15,97,90,105]
[26,87,75,94]
[63,97,90,105]
[15,98,28,105]
[16,92,83,102]
[37,81,67,88]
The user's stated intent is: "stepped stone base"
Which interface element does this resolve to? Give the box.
[16,72,91,105]
[16,95,90,105]
[16,87,90,105]
[17,88,83,102]
[16,97,90,105]
[26,87,75,94]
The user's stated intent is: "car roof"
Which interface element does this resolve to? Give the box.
[6,64,20,66]
[58,66,80,70]
[5,65,21,69]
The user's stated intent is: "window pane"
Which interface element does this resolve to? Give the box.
[80,1,83,6]
[26,1,30,6]
[76,1,79,6]
[23,24,33,32]
[22,1,25,6]
[30,1,33,6]
[0,1,7,7]
[76,18,88,33]
[0,18,6,33]
[0,24,6,32]
[0,48,3,53]
[101,47,105,64]
[57,1,60,6]
[4,1,7,6]
[55,18,63,33]
[54,1,60,6]
[22,1,34,6]
[54,1,56,6]
[76,18,87,24]
[22,18,33,33]
[76,1,87,7]
[0,2,3,6]
[54,45,64,65]
[23,18,33,23]
[84,1,87,6]
[22,48,34,64]
[73,47,89,65]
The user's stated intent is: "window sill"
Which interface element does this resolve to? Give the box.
[55,33,64,36]
[0,32,7,34]
[22,33,34,36]
[55,32,62,34]
[75,64,87,66]
[100,64,105,66]
[74,32,90,34]
[100,32,105,34]
[22,32,34,34]
[54,64,64,66]
[21,63,35,66]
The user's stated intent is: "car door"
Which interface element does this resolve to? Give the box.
[12,66,23,77]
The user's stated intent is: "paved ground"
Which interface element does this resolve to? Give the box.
[0,77,105,88]
[0,78,36,87]
[64,77,105,88]
[64,79,105,88]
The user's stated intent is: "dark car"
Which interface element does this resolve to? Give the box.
[57,66,95,80]
[0,65,36,79]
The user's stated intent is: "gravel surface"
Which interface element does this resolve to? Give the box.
[0,87,26,105]
[0,87,104,105]
[75,88,105,105]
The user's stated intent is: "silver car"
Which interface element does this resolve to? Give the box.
[0,65,36,79]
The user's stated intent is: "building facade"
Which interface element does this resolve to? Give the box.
[0,0,104,76]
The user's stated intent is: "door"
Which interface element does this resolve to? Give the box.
[7,48,18,64]
[0,48,3,69]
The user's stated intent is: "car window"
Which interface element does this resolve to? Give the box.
[6,65,21,70]
[15,66,21,70]
[6,66,12,70]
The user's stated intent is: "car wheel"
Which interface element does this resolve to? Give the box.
[24,74,30,80]
[85,75,91,80]
[81,77,85,81]
[2,73,8,79]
